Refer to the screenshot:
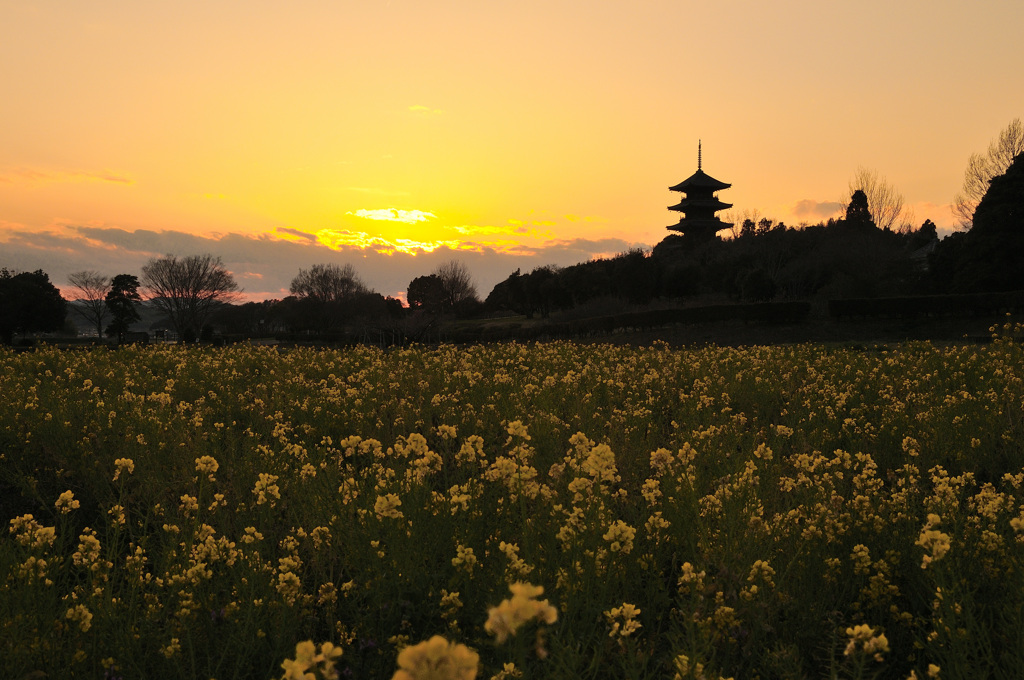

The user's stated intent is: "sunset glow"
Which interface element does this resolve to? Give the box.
[349,209,438,224]
[2,0,1022,299]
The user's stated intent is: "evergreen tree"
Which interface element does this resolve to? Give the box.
[844,189,875,229]
[105,274,142,342]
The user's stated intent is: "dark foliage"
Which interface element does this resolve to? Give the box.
[407,274,447,314]
[484,209,940,318]
[0,269,67,345]
[932,152,1024,293]
[287,263,376,334]
[105,274,142,342]
[844,189,875,230]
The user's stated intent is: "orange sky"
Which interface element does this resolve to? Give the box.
[2,0,1022,300]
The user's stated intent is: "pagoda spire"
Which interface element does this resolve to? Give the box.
[698,140,702,171]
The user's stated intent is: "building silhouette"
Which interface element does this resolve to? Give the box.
[667,141,733,240]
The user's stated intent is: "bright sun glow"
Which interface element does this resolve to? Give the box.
[288,228,461,255]
[349,209,438,224]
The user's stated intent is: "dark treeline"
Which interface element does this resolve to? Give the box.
[488,215,937,320]
[485,151,1024,321]
[2,151,1022,346]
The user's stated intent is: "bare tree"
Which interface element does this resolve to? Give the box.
[719,210,742,239]
[141,254,240,341]
[289,263,372,333]
[847,167,907,231]
[953,118,1024,230]
[289,263,368,303]
[433,259,478,308]
[67,270,111,338]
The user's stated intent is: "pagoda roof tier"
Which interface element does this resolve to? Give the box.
[668,198,733,212]
[669,169,731,192]
[666,217,733,233]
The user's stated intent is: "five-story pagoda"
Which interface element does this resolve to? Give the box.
[667,141,733,241]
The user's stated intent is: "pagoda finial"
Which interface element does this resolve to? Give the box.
[698,140,702,171]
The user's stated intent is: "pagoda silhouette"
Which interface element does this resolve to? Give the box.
[666,141,733,240]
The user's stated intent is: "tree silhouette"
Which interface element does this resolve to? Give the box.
[844,190,875,229]
[848,167,908,231]
[951,151,1024,291]
[289,263,370,333]
[290,263,367,303]
[407,274,447,314]
[141,254,240,341]
[0,269,67,345]
[68,270,111,338]
[432,260,478,309]
[953,118,1024,229]
[105,274,142,343]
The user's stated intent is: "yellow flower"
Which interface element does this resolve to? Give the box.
[582,444,620,485]
[277,572,303,605]
[440,589,463,626]
[498,541,533,577]
[179,494,199,516]
[489,662,522,680]
[72,529,103,569]
[195,455,219,480]
[65,603,93,632]
[851,544,872,575]
[279,640,342,680]
[112,457,135,481]
[9,514,56,549]
[108,504,126,527]
[774,424,794,438]
[253,473,281,506]
[375,493,404,520]
[55,490,80,514]
[505,420,531,441]
[161,637,182,658]
[649,448,674,473]
[844,624,889,662]
[603,520,636,554]
[451,544,477,573]
[392,635,478,680]
[678,562,706,593]
[242,526,264,543]
[605,603,642,638]
[484,582,558,644]
[916,514,951,569]
[748,559,776,587]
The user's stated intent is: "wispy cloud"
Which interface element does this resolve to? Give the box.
[449,222,551,238]
[0,168,133,185]
[408,104,442,115]
[275,227,319,243]
[791,199,844,220]
[349,208,437,223]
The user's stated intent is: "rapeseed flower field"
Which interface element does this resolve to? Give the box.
[2,323,1023,679]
